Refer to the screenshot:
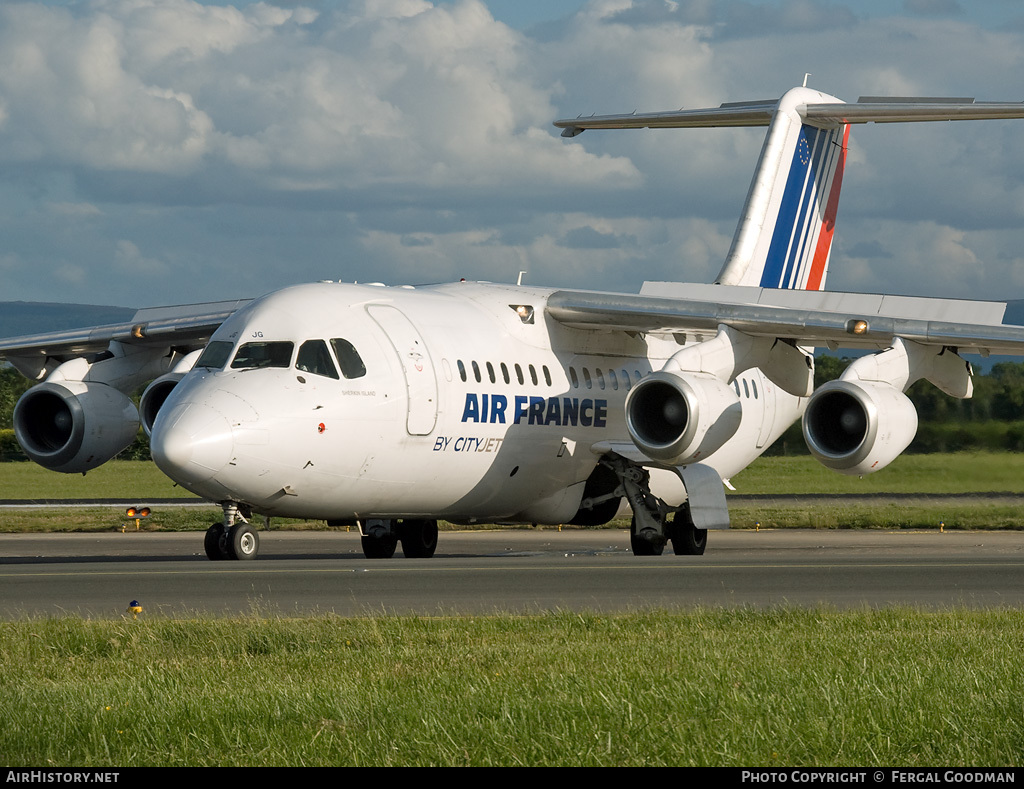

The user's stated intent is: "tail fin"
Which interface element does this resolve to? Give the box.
[554,87,1024,292]
[718,88,848,291]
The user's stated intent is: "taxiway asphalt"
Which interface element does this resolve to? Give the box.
[2,528,1023,617]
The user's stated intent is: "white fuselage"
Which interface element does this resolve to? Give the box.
[150,282,804,523]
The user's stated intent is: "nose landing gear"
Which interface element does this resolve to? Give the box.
[204,502,259,561]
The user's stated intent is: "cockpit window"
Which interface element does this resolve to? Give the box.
[195,341,234,370]
[330,338,367,379]
[231,341,294,370]
[297,340,339,379]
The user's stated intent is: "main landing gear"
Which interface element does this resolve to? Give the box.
[604,455,708,557]
[629,510,707,556]
[360,518,439,559]
[205,502,259,561]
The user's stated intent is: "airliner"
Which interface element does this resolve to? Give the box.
[6,85,1024,562]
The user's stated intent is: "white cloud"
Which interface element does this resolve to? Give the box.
[0,0,1022,308]
[114,238,167,275]
[0,0,636,195]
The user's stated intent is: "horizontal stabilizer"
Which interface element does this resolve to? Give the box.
[554,96,1024,135]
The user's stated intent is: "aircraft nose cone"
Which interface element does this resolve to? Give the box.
[151,402,234,485]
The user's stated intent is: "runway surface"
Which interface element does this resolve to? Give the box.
[2,528,1024,618]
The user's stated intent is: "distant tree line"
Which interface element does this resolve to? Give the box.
[4,357,1024,461]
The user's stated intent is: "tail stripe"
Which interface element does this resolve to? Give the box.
[805,125,849,290]
[783,127,832,288]
[790,126,843,288]
[760,124,846,290]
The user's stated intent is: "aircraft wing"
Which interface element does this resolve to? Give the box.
[0,299,250,362]
[546,283,1024,356]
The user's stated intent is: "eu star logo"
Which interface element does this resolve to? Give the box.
[798,137,811,165]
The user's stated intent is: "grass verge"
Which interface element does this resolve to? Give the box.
[1,609,1022,767]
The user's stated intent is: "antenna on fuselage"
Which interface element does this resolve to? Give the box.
[517,271,527,286]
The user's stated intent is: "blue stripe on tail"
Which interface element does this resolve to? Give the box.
[760,125,842,289]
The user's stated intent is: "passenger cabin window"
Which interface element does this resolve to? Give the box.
[196,341,233,370]
[231,341,294,370]
[330,338,367,379]
[297,340,339,379]
[457,360,467,382]
[500,362,510,384]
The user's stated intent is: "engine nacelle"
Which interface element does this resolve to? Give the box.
[625,371,742,465]
[139,373,184,437]
[13,381,140,474]
[802,379,918,475]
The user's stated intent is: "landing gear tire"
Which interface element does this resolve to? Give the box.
[400,519,439,558]
[629,516,665,556]
[668,510,707,556]
[205,522,228,561]
[227,523,259,560]
[361,533,398,559]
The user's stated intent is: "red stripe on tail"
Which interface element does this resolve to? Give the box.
[805,124,849,291]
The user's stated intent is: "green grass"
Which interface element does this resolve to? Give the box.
[1,609,1022,767]
[728,451,1024,495]
[0,460,197,500]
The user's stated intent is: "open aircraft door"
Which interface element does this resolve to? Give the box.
[367,305,438,436]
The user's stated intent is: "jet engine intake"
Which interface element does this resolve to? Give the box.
[13,381,141,474]
[625,371,741,465]
[802,379,918,475]
[139,373,184,436]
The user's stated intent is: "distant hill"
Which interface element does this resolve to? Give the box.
[0,301,134,340]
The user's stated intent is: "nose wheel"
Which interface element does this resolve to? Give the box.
[204,503,260,560]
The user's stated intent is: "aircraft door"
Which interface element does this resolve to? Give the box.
[367,305,438,435]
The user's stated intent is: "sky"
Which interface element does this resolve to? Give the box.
[6,0,1024,310]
